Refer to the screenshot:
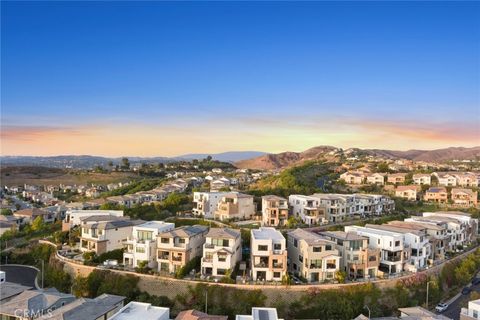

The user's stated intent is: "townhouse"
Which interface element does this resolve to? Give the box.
[123,221,175,269]
[250,227,287,282]
[395,185,417,201]
[365,224,430,271]
[201,228,242,277]
[366,173,386,185]
[424,187,448,204]
[406,216,466,251]
[261,195,289,227]
[289,195,328,225]
[413,174,431,185]
[13,208,55,224]
[354,194,395,216]
[387,173,407,185]
[192,192,229,219]
[287,228,340,282]
[454,173,478,187]
[48,294,125,320]
[423,211,478,244]
[320,231,380,280]
[63,209,124,231]
[344,225,405,275]
[214,193,255,221]
[451,188,478,207]
[157,225,209,274]
[434,172,458,187]
[340,171,365,185]
[80,218,144,255]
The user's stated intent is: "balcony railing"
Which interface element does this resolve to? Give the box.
[272,263,283,269]
[204,243,215,249]
[158,255,169,260]
[326,263,337,269]
[385,256,401,262]
[172,256,182,262]
[202,257,213,263]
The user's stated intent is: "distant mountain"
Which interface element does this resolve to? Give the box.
[235,146,480,170]
[176,151,266,162]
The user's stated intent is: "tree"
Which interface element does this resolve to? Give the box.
[335,270,347,284]
[1,209,13,215]
[121,157,130,170]
[31,216,45,232]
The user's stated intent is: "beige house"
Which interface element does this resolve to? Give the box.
[80,219,144,255]
[454,173,478,187]
[261,195,289,227]
[451,188,478,207]
[395,185,417,201]
[157,225,209,274]
[423,187,448,204]
[214,193,255,221]
[287,228,340,283]
[366,173,386,185]
[320,231,380,280]
[340,172,365,185]
[413,174,431,185]
[250,227,287,282]
[201,228,242,278]
[387,173,407,185]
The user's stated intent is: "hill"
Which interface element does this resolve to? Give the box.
[175,151,266,162]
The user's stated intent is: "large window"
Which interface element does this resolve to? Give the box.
[273,243,282,251]
[161,238,170,244]
[136,247,145,253]
[212,238,230,247]
[313,246,322,252]
[349,240,362,250]
[137,230,153,241]
[258,245,268,251]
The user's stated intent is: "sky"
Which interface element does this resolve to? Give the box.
[1,1,479,157]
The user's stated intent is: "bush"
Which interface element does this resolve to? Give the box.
[175,256,201,279]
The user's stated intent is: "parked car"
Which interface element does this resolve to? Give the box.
[435,303,449,313]
[472,278,480,285]
[461,287,472,295]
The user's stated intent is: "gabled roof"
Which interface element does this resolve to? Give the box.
[160,225,209,238]
[288,228,335,245]
[175,309,228,320]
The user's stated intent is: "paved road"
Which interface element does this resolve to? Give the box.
[438,280,480,320]
[9,195,32,210]
[0,265,38,288]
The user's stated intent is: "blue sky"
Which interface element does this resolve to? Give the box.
[1,1,479,156]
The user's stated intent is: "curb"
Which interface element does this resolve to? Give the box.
[0,264,41,290]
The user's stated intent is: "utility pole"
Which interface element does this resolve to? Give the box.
[426,280,434,310]
[41,259,44,289]
[205,289,208,314]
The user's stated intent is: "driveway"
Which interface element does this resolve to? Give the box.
[0,265,39,288]
[437,280,480,320]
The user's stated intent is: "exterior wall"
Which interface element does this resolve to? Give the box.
[251,230,287,282]
[289,195,327,225]
[395,189,417,201]
[192,192,227,219]
[261,197,289,227]
[81,226,133,255]
[201,235,242,277]
[413,175,431,185]
[215,195,255,221]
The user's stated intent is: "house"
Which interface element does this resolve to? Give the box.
[320,231,380,280]
[344,225,405,275]
[451,188,478,207]
[460,299,480,320]
[0,289,75,319]
[13,208,54,224]
[413,174,431,185]
[108,301,170,320]
[123,221,175,269]
[201,228,242,278]
[157,225,209,274]
[250,227,287,282]
[0,272,32,302]
[434,172,458,187]
[454,173,478,187]
[80,218,144,255]
[287,228,340,283]
[288,195,327,225]
[63,209,124,231]
[354,194,395,216]
[210,179,230,191]
[236,308,281,320]
[340,172,365,184]
[192,192,229,219]
[214,193,255,221]
[424,187,448,204]
[49,294,125,320]
[395,186,417,201]
[261,195,289,227]
[176,310,227,320]
[387,173,407,185]
[423,211,478,245]
[0,221,17,236]
[366,173,386,185]
[365,224,431,271]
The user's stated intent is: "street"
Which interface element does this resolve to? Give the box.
[438,280,480,320]
[0,265,39,288]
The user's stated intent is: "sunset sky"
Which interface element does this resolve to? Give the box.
[1,1,479,157]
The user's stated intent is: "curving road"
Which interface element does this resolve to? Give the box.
[0,265,39,288]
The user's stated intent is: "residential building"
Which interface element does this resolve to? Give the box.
[250,227,287,282]
[320,231,380,280]
[454,173,479,187]
[424,187,448,204]
[49,294,125,320]
[340,172,365,184]
[413,174,431,185]
[236,308,282,320]
[366,173,386,185]
[287,228,340,282]
[201,228,242,278]
[123,221,175,269]
[451,188,478,207]
[192,192,229,219]
[13,208,54,224]
[63,209,124,231]
[214,193,255,221]
[80,219,144,255]
[434,172,458,187]
[108,301,170,320]
[0,277,32,302]
[310,193,353,223]
[0,220,17,237]
[176,310,228,320]
[398,306,453,320]
[354,194,395,216]
[157,225,209,274]
[344,225,405,275]
[387,173,407,185]
[461,299,480,320]
[395,186,417,201]
[289,195,327,225]
[365,224,430,271]
[261,195,289,227]
[423,211,478,244]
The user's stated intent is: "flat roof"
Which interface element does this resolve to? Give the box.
[136,221,175,230]
[252,227,285,241]
[108,302,169,320]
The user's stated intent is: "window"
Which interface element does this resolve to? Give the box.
[178,238,186,244]
[273,243,282,251]
[368,255,376,262]
[217,269,227,275]
[258,245,268,251]
[313,246,321,252]
[218,254,227,262]
[293,263,297,270]
[395,241,400,247]
[472,310,478,318]
[137,230,153,241]
[212,238,229,247]
[377,239,380,245]
[293,239,298,248]
[349,240,362,250]
[161,238,170,244]
[325,245,332,251]
[299,255,303,263]
[136,247,145,253]
[273,272,281,278]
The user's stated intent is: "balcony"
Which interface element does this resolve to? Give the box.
[385,256,402,262]
[272,263,283,269]
[204,243,215,249]
[174,243,186,248]
[202,257,213,263]
[158,254,169,260]
[172,256,182,262]
[326,263,337,269]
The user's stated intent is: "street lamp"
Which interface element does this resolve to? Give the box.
[426,280,435,310]
[36,259,44,289]
[205,289,208,314]
[364,305,370,319]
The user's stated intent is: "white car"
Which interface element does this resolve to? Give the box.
[435,303,449,313]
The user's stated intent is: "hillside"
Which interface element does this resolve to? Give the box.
[235,146,480,170]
